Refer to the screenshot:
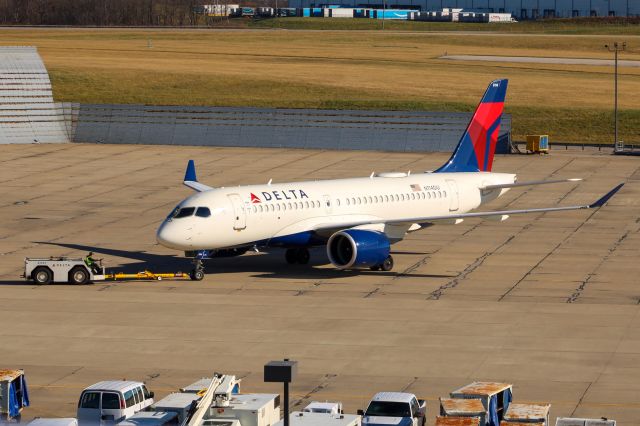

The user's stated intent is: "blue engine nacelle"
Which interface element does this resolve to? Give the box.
[327,229,390,269]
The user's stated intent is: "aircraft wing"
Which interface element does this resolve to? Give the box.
[313,183,624,232]
[183,160,213,192]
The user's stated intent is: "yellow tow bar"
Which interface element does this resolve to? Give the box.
[105,271,190,281]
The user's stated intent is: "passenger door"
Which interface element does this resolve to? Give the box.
[446,179,459,212]
[77,391,101,424]
[227,193,246,230]
[100,392,122,423]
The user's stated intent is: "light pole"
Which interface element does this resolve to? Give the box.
[381,0,386,31]
[605,41,626,147]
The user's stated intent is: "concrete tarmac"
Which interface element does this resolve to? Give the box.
[1,143,639,424]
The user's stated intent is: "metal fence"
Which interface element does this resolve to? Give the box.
[0,46,74,144]
[74,104,511,153]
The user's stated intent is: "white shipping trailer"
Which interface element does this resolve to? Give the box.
[487,13,515,22]
[330,8,354,18]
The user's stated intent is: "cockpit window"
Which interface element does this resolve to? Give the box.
[195,207,211,218]
[167,206,180,219]
[174,207,195,218]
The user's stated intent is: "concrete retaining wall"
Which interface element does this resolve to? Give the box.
[74,104,512,153]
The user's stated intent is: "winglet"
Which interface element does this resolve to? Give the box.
[184,160,197,182]
[589,183,624,208]
[182,160,213,192]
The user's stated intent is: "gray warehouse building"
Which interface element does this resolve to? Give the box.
[287,0,640,18]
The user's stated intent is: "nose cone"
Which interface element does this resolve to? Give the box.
[156,220,191,250]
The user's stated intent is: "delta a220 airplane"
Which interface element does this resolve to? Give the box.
[156,79,623,280]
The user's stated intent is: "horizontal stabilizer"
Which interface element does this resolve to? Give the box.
[481,178,582,191]
[183,160,213,192]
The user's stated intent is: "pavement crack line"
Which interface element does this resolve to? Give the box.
[401,377,419,392]
[569,304,639,416]
[567,221,639,303]
[364,287,380,298]
[498,207,601,302]
[570,381,593,417]
[394,256,430,280]
[497,166,607,302]
[46,366,84,386]
[427,252,488,300]
[428,235,515,300]
[291,374,338,408]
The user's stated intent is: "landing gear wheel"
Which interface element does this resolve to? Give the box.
[190,269,205,281]
[285,249,297,264]
[296,248,310,265]
[370,265,381,271]
[32,267,52,284]
[69,266,89,285]
[381,255,394,272]
[190,258,205,281]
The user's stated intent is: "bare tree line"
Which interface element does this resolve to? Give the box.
[0,0,223,26]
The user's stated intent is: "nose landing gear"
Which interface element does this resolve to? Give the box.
[190,258,205,281]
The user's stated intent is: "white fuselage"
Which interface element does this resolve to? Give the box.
[156,171,516,251]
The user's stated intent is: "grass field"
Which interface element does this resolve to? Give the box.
[2,27,639,143]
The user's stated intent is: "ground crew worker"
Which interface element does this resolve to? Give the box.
[84,252,102,274]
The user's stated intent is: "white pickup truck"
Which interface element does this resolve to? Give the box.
[358,392,426,426]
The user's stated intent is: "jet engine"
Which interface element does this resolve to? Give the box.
[327,229,391,270]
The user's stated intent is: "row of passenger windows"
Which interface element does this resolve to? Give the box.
[253,200,321,213]
[248,190,446,214]
[340,190,446,206]
[171,191,447,218]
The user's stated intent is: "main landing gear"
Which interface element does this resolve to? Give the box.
[370,255,394,272]
[190,258,205,281]
[285,248,310,265]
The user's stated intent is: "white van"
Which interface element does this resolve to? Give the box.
[77,381,154,425]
